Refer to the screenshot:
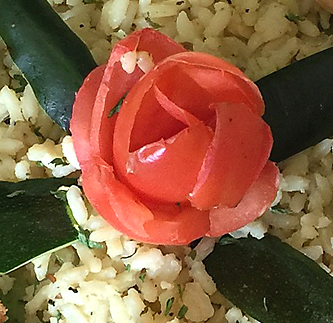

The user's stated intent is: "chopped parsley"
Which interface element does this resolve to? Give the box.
[285,14,305,22]
[144,16,163,29]
[177,304,188,319]
[270,205,291,214]
[56,311,62,323]
[52,188,103,249]
[109,92,127,118]
[36,161,45,168]
[139,269,147,282]
[32,126,46,140]
[78,228,104,249]
[177,284,184,299]
[50,157,70,167]
[51,189,67,202]
[164,297,175,316]
[125,264,131,271]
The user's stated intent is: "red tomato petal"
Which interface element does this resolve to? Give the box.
[81,159,154,240]
[143,203,210,245]
[123,123,213,203]
[207,161,279,237]
[89,28,186,163]
[128,82,189,152]
[134,28,186,63]
[163,52,264,115]
[82,160,210,245]
[153,56,264,127]
[154,85,202,127]
[189,102,273,210]
[70,65,105,165]
[153,63,216,123]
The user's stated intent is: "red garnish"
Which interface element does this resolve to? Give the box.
[71,28,279,245]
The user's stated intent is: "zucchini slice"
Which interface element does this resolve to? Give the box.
[0,178,78,274]
[0,0,97,131]
[204,234,333,323]
[257,47,333,162]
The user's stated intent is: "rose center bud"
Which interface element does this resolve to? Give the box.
[112,52,269,208]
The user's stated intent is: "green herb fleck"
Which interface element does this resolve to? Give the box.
[219,235,239,246]
[177,284,184,299]
[145,16,163,29]
[285,14,305,22]
[13,74,28,93]
[164,297,175,316]
[82,0,96,3]
[125,264,131,271]
[36,161,45,168]
[56,310,62,323]
[52,188,103,249]
[51,189,67,202]
[188,249,197,260]
[32,126,46,140]
[78,228,104,249]
[50,157,70,167]
[139,269,147,282]
[109,92,127,118]
[270,205,291,214]
[177,304,188,319]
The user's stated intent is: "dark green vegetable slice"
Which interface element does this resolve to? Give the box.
[0,0,97,131]
[0,178,78,274]
[257,47,333,162]
[204,234,333,323]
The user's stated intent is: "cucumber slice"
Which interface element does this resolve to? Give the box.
[0,0,97,131]
[204,234,333,323]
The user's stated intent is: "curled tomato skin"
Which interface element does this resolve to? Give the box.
[71,28,279,245]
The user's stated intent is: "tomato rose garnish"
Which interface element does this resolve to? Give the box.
[71,28,279,245]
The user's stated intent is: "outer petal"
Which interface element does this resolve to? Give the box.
[70,65,105,165]
[207,161,279,237]
[81,159,153,240]
[189,102,273,210]
[143,202,210,245]
[81,159,210,244]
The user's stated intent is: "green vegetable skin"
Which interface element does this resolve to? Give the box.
[257,46,333,162]
[0,0,97,131]
[204,235,333,323]
[0,178,78,275]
